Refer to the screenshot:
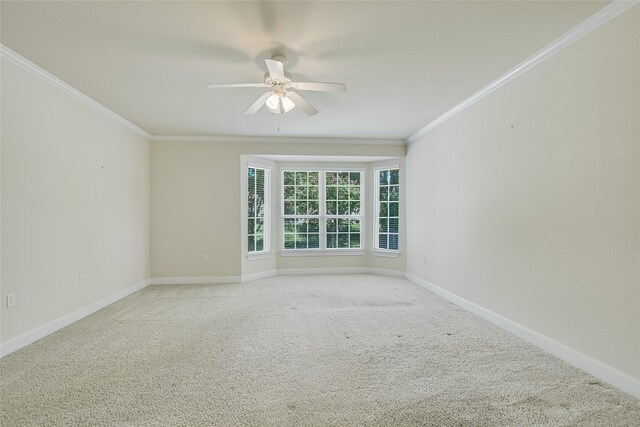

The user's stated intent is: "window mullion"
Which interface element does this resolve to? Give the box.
[320,171,326,250]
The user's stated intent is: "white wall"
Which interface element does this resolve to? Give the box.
[406,8,639,380]
[151,141,405,280]
[1,58,150,344]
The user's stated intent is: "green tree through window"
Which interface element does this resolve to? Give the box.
[282,170,363,250]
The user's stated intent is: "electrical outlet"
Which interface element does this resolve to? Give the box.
[79,274,85,284]
[314,259,319,267]
[423,256,427,264]
[202,254,208,263]
[6,293,16,307]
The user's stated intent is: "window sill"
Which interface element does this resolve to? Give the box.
[280,249,365,257]
[246,251,271,261]
[371,250,401,258]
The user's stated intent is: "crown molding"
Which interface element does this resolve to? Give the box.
[407,0,639,144]
[1,44,152,140]
[150,134,406,146]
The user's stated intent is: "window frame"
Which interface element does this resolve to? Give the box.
[246,164,271,260]
[280,167,365,255]
[373,165,401,256]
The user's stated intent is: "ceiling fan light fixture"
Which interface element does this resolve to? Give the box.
[265,93,280,110]
[281,95,295,112]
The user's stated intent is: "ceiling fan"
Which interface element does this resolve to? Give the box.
[207,55,346,116]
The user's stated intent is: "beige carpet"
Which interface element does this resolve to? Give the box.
[1,274,639,426]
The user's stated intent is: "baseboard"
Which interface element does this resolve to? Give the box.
[149,276,241,285]
[150,268,403,283]
[241,270,277,283]
[276,267,405,277]
[405,273,640,400]
[277,267,369,275]
[0,278,150,358]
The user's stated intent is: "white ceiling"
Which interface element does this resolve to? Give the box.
[1,1,606,140]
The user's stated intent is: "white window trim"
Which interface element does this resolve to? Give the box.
[373,165,401,253]
[246,251,271,260]
[280,168,365,254]
[246,164,271,259]
[279,249,365,257]
[371,249,401,258]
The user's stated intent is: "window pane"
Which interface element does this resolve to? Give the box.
[326,201,337,215]
[388,217,399,233]
[296,172,308,185]
[389,185,399,202]
[349,201,360,215]
[296,201,308,215]
[308,201,319,215]
[338,200,349,215]
[284,201,295,215]
[349,186,360,201]
[256,236,264,251]
[338,186,349,200]
[296,219,308,233]
[349,219,360,233]
[350,172,360,185]
[284,185,295,200]
[296,234,308,249]
[296,186,308,200]
[338,233,349,248]
[379,186,388,201]
[284,234,295,249]
[338,219,349,232]
[379,218,388,233]
[326,172,337,185]
[327,234,337,248]
[308,234,320,249]
[326,219,337,233]
[379,202,388,217]
[248,169,256,191]
[389,202,399,217]
[256,169,265,197]
[255,201,264,217]
[255,219,264,234]
[326,185,337,200]
[284,171,295,185]
[379,234,388,249]
[309,186,319,200]
[389,234,398,250]
[390,169,400,185]
[350,233,360,248]
[338,172,349,185]
[248,195,255,217]
[248,219,255,234]
[379,170,389,185]
[284,219,295,233]
[308,218,320,233]
[308,172,319,185]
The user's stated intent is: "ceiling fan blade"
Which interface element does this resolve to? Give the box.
[207,83,268,89]
[265,59,285,80]
[286,91,319,116]
[245,91,272,115]
[291,82,347,93]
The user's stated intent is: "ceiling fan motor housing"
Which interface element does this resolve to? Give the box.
[264,71,292,86]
